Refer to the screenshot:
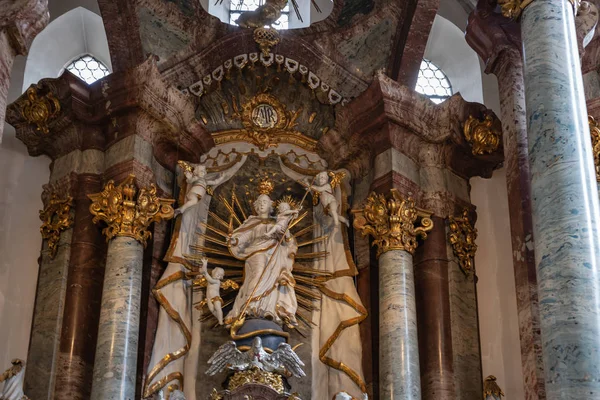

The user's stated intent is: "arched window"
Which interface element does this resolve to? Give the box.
[230,0,290,29]
[65,54,110,84]
[415,59,453,104]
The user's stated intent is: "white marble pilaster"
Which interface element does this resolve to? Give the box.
[90,236,143,400]
[522,0,600,398]
[379,250,421,400]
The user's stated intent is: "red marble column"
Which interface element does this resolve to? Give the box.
[414,216,455,399]
[54,174,107,400]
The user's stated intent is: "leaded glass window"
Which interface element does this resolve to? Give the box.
[66,55,110,85]
[229,0,290,29]
[415,59,452,104]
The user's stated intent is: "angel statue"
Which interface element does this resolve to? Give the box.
[0,359,28,400]
[206,337,305,378]
[194,257,239,325]
[303,171,349,226]
[174,160,227,216]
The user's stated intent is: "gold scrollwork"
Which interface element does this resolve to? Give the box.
[39,194,74,258]
[88,174,175,247]
[589,116,600,182]
[463,114,501,155]
[352,189,433,257]
[19,87,61,135]
[227,367,285,394]
[483,375,505,398]
[448,209,478,275]
[213,93,316,151]
[498,0,579,19]
[254,27,280,57]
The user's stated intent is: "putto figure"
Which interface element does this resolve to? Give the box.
[304,171,348,226]
[198,257,238,325]
[175,160,226,216]
[0,359,28,400]
[266,199,301,239]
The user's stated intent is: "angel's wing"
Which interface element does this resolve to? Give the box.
[269,343,306,378]
[206,341,248,375]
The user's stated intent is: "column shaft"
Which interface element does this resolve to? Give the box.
[522,0,600,398]
[494,48,546,400]
[379,250,421,399]
[90,236,143,400]
[414,216,455,399]
[55,175,106,399]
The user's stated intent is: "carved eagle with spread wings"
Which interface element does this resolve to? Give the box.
[206,337,306,378]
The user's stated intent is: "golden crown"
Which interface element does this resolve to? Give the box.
[257,177,275,195]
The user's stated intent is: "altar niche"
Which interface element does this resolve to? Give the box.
[145,148,368,400]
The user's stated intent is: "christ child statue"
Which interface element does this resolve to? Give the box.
[265,201,300,240]
[306,171,349,226]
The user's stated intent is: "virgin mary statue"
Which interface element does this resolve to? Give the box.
[225,192,298,327]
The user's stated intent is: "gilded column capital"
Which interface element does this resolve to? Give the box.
[352,189,433,257]
[88,174,175,247]
[448,209,478,275]
[39,193,74,258]
[499,0,580,19]
[463,114,501,156]
[483,375,505,398]
[589,116,600,182]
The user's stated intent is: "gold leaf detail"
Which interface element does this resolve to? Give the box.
[227,367,284,394]
[352,189,433,257]
[589,116,600,182]
[19,87,61,135]
[463,114,501,155]
[88,174,175,246]
[39,194,74,258]
[483,375,505,398]
[448,209,478,275]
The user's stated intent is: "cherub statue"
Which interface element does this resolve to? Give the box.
[265,200,301,240]
[174,160,226,216]
[304,171,349,226]
[0,359,28,400]
[196,257,239,325]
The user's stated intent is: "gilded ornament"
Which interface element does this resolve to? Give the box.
[483,375,505,399]
[19,86,61,135]
[227,367,285,393]
[254,27,281,57]
[352,189,433,257]
[499,0,579,19]
[463,114,501,155]
[88,174,175,247]
[212,93,316,151]
[589,115,600,182]
[39,194,74,258]
[448,209,478,275]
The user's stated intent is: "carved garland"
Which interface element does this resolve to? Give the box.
[88,174,175,247]
[463,114,501,156]
[353,189,433,257]
[39,193,74,258]
[448,209,478,275]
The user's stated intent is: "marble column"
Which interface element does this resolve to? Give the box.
[55,174,106,400]
[90,236,143,400]
[354,189,433,400]
[88,175,174,400]
[413,216,455,399]
[521,0,600,398]
[379,250,421,399]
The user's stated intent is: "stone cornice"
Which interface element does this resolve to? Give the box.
[320,72,504,179]
[0,0,49,55]
[7,57,213,165]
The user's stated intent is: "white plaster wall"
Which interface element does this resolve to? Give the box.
[0,0,108,377]
[423,14,484,104]
[471,168,526,399]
